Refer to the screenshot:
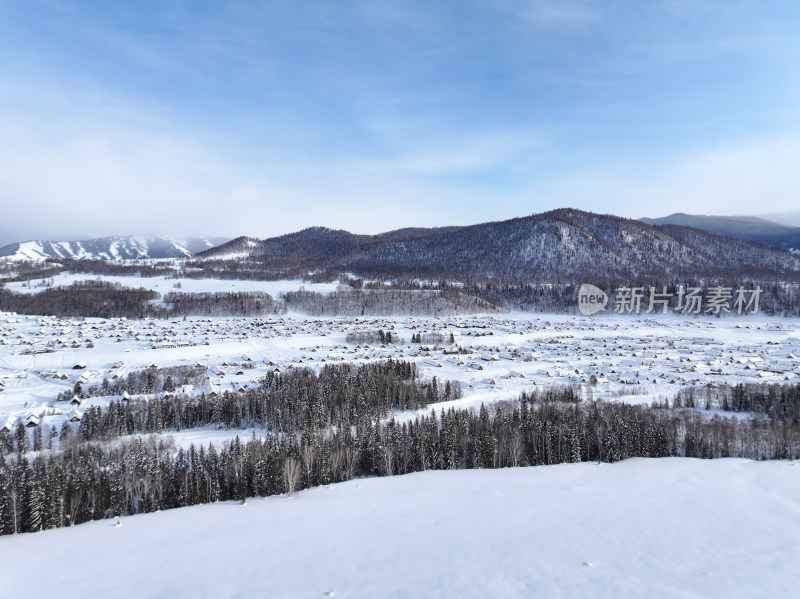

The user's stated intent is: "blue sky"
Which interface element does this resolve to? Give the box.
[1,1,799,243]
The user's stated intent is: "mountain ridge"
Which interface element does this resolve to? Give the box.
[0,235,231,262]
[640,213,800,253]
[5,210,800,283]
[196,209,800,282]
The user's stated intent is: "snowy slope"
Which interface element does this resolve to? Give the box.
[0,458,798,598]
[0,235,229,261]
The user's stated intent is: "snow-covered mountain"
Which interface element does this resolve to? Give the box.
[0,235,230,261]
[196,209,800,282]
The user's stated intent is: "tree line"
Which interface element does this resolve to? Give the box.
[3,263,797,316]
[64,361,461,438]
[674,382,800,421]
[0,281,285,318]
[2,381,799,535]
[161,291,285,317]
[0,281,159,318]
[471,280,800,317]
[281,288,505,316]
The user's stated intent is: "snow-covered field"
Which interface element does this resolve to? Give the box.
[1,295,799,434]
[1,458,797,598]
[2,276,799,596]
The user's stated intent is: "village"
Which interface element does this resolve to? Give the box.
[1,304,799,438]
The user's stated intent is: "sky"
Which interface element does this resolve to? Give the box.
[1,1,800,245]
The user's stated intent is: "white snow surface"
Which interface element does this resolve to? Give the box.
[1,458,798,598]
[1,301,799,438]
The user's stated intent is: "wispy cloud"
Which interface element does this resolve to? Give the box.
[1,1,800,244]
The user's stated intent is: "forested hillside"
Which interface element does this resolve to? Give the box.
[198,209,800,283]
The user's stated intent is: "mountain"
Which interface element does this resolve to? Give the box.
[640,213,800,253]
[201,226,459,266]
[0,235,230,262]
[758,211,800,228]
[197,209,800,282]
